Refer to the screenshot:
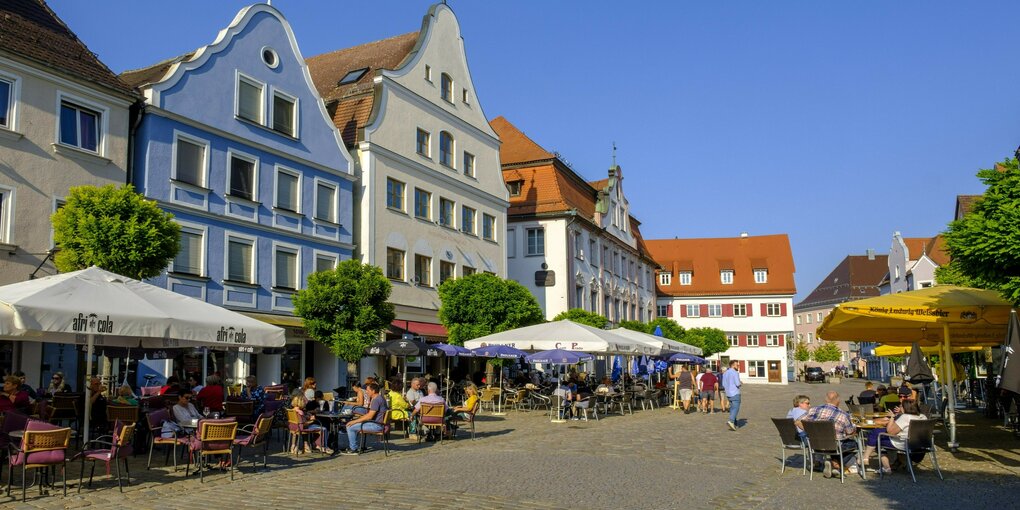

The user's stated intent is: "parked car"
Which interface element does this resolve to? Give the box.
[804,367,826,383]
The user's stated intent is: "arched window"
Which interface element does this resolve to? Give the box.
[439,131,454,168]
[441,73,453,102]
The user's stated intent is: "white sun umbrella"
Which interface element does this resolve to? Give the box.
[463,320,658,356]
[0,266,286,442]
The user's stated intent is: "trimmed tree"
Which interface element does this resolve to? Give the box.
[617,320,650,334]
[940,157,1020,304]
[647,318,686,342]
[811,340,843,363]
[437,273,544,345]
[684,327,729,358]
[552,308,608,329]
[51,184,180,279]
[793,340,811,378]
[293,259,395,367]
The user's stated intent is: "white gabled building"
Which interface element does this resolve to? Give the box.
[307,3,507,352]
[647,234,796,384]
[490,117,657,325]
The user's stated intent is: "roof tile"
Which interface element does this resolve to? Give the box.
[646,235,797,296]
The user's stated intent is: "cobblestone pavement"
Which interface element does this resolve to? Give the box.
[4,380,1019,509]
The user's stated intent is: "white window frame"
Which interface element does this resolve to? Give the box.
[386,178,405,212]
[767,303,782,317]
[440,73,454,103]
[55,92,108,155]
[439,197,455,228]
[225,148,259,203]
[439,260,455,285]
[747,334,760,347]
[439,131,455,168]
[720,270,734,285]
[748,360,766,377]
[679,271,692,285]
[272,241,301,291]
[313,178,338,224]
[708,304,722,317]
[269,87,299,138]
[463,151,475,177]
[386,247,405,281]
[766,334,780,347]
[658,273,671,286]
[460,205,476,235]
[482,213,495,241]
[170,221,207,277]
[506,228,516,258]
[0,185,15,245]
[733,303,747,317]
[796,314,802,325]
[414,188,431,220]
[754,268,768,284]
[526,227,544,256]
[808,332,814,343]
[462,88,469,104]
[657,304,669,317]
[685,304,699,318]
[273,165,302,215]
[817,312,823,322]
[424,65,432,82]
[235,72,265,124]
[0,72,21,132]
[727,334,739,347]
[171,130,210,189]
[414,253,432,287]
[223,231,257,285]
[416,128,431,158]
[312,250,338,273]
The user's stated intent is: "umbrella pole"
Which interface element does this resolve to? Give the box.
[493,364,507,416]
[83,333,94,444]
[943,324,959,451]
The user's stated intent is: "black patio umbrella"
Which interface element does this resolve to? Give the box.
[367,337,445,389]
[906,341,935,386]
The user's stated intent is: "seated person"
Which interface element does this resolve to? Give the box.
[12,371,38,401]
[404,377,424,408]
[786,395,810,439]
[187,375,203,394]
[291,394,329,454]
[112,384,138,406]
[596,376,615,394]
[552,378,573,419]
[450,384,478,423]
[804,391,858,477]
[240,375,266,417]
[162,389,202,437]
[858,382,877,405]
[861,399,926,474]
[877,386,900,412]
[898,383,918,402]
[386,381,411,421]
[411,382,447,438]
[196,375,224,413]
[342,382,388,455]
[0,375,31,413]
[45,372,70,396]
[88,376,109,433]
[160,375,181,395]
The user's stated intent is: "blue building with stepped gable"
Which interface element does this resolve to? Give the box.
[121,4,355,390]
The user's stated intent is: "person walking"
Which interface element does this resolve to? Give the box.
[721,360,742,430]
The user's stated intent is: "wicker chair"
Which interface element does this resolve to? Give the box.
[7,420,71,502]
[106,405,139,425]
[185,418,238,482]
[478,388,497,412]
[225,401,254,426]
[417,403,447,444]
[449,400,480,440]
[233,413,273,472]
[77,420,135,493]
[356,411,393,456]
[145,408,186,470]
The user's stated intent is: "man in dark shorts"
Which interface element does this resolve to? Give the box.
[699,368,718,414]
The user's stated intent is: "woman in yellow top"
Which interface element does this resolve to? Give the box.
[452,384,478,419]
[387,380,411,421]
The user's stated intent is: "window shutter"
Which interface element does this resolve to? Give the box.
[738,335,747,347]
[679,304,686,317]
[746,304,752,317]
[760,303,767,316]
[699,304,709,317]
[758,334,764,345]
[778,334,785,346]
[739,360,746,373]
[722,304,733,317]
[780,303,788,316]
[666,304,673,317]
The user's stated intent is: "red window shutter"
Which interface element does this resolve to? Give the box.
[746,304,752,317]
[780,303,788,316]
[722,304,733,317]
[739,360,746,373]
[679,304,687,317]
[738,335,747,347]
[700,304,709,317]
[666,304,673,317]
[778,334,785,346]
[760,303,767,316]
[758,334,764,345]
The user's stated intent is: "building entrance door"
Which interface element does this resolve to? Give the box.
[768,360,782,382]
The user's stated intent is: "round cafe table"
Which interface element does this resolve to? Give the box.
[853,418,888,480]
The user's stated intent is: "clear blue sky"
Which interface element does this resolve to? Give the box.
[50,0,1019,301]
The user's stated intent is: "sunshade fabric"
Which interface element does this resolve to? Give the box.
[0,266,285,348]
[366,338,444,358]
[525,349,594,364]
[816,285,1012,346]
[872,344,983,357]
[462,320,658,355]
[610,327,703,356]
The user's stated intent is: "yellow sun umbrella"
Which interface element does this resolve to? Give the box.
[816,285,1014,451]
[872,344,984,357]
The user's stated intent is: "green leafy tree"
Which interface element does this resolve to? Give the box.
[293,259,395,365]
[51,184,179,279]
[941,157,1020,304]
[552,308,608,329]
[617,320,650,333]
[811,340,843,363]
[438,273,544,345]
[647,318,685,342]
[793,340,811,377]
[684,327,729,357]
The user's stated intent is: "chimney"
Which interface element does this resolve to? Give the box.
[740,232,749,238]
[867,249,875,260]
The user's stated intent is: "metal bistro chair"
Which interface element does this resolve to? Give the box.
[7,420,71,502]
[503,389,527,412]
[450,400,480,440]
[145,408,186,470]
[803,420,856,484]
[186,418,238,482]
[771,417,808,475]
[77,420,136,493]
[356,410,393,456]
[224,401,254,426]
[478,388,497,412]
[418,403,447,444]
[285,408,322,455]
[233,413,273,472]
[878,419,944,483]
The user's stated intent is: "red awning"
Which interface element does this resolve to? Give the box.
[389,320,448,339]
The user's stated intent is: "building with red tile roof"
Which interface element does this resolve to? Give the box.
[491,116,657,323]
[646,234,796,384]
[885,232,948,293]
[306,4,507,346]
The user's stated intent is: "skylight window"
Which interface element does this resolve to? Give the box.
[338,68,368,85]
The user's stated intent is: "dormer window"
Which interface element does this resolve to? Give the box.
[507,180,523,197]
[754,268,768,284]
[658,272,671,286]
[338,67,368,85]
[720,270,734,285]
[679,271,692,285]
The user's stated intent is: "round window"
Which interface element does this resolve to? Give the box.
[261,47,279,68]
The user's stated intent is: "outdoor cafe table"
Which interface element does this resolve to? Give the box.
[853,414,887,480]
